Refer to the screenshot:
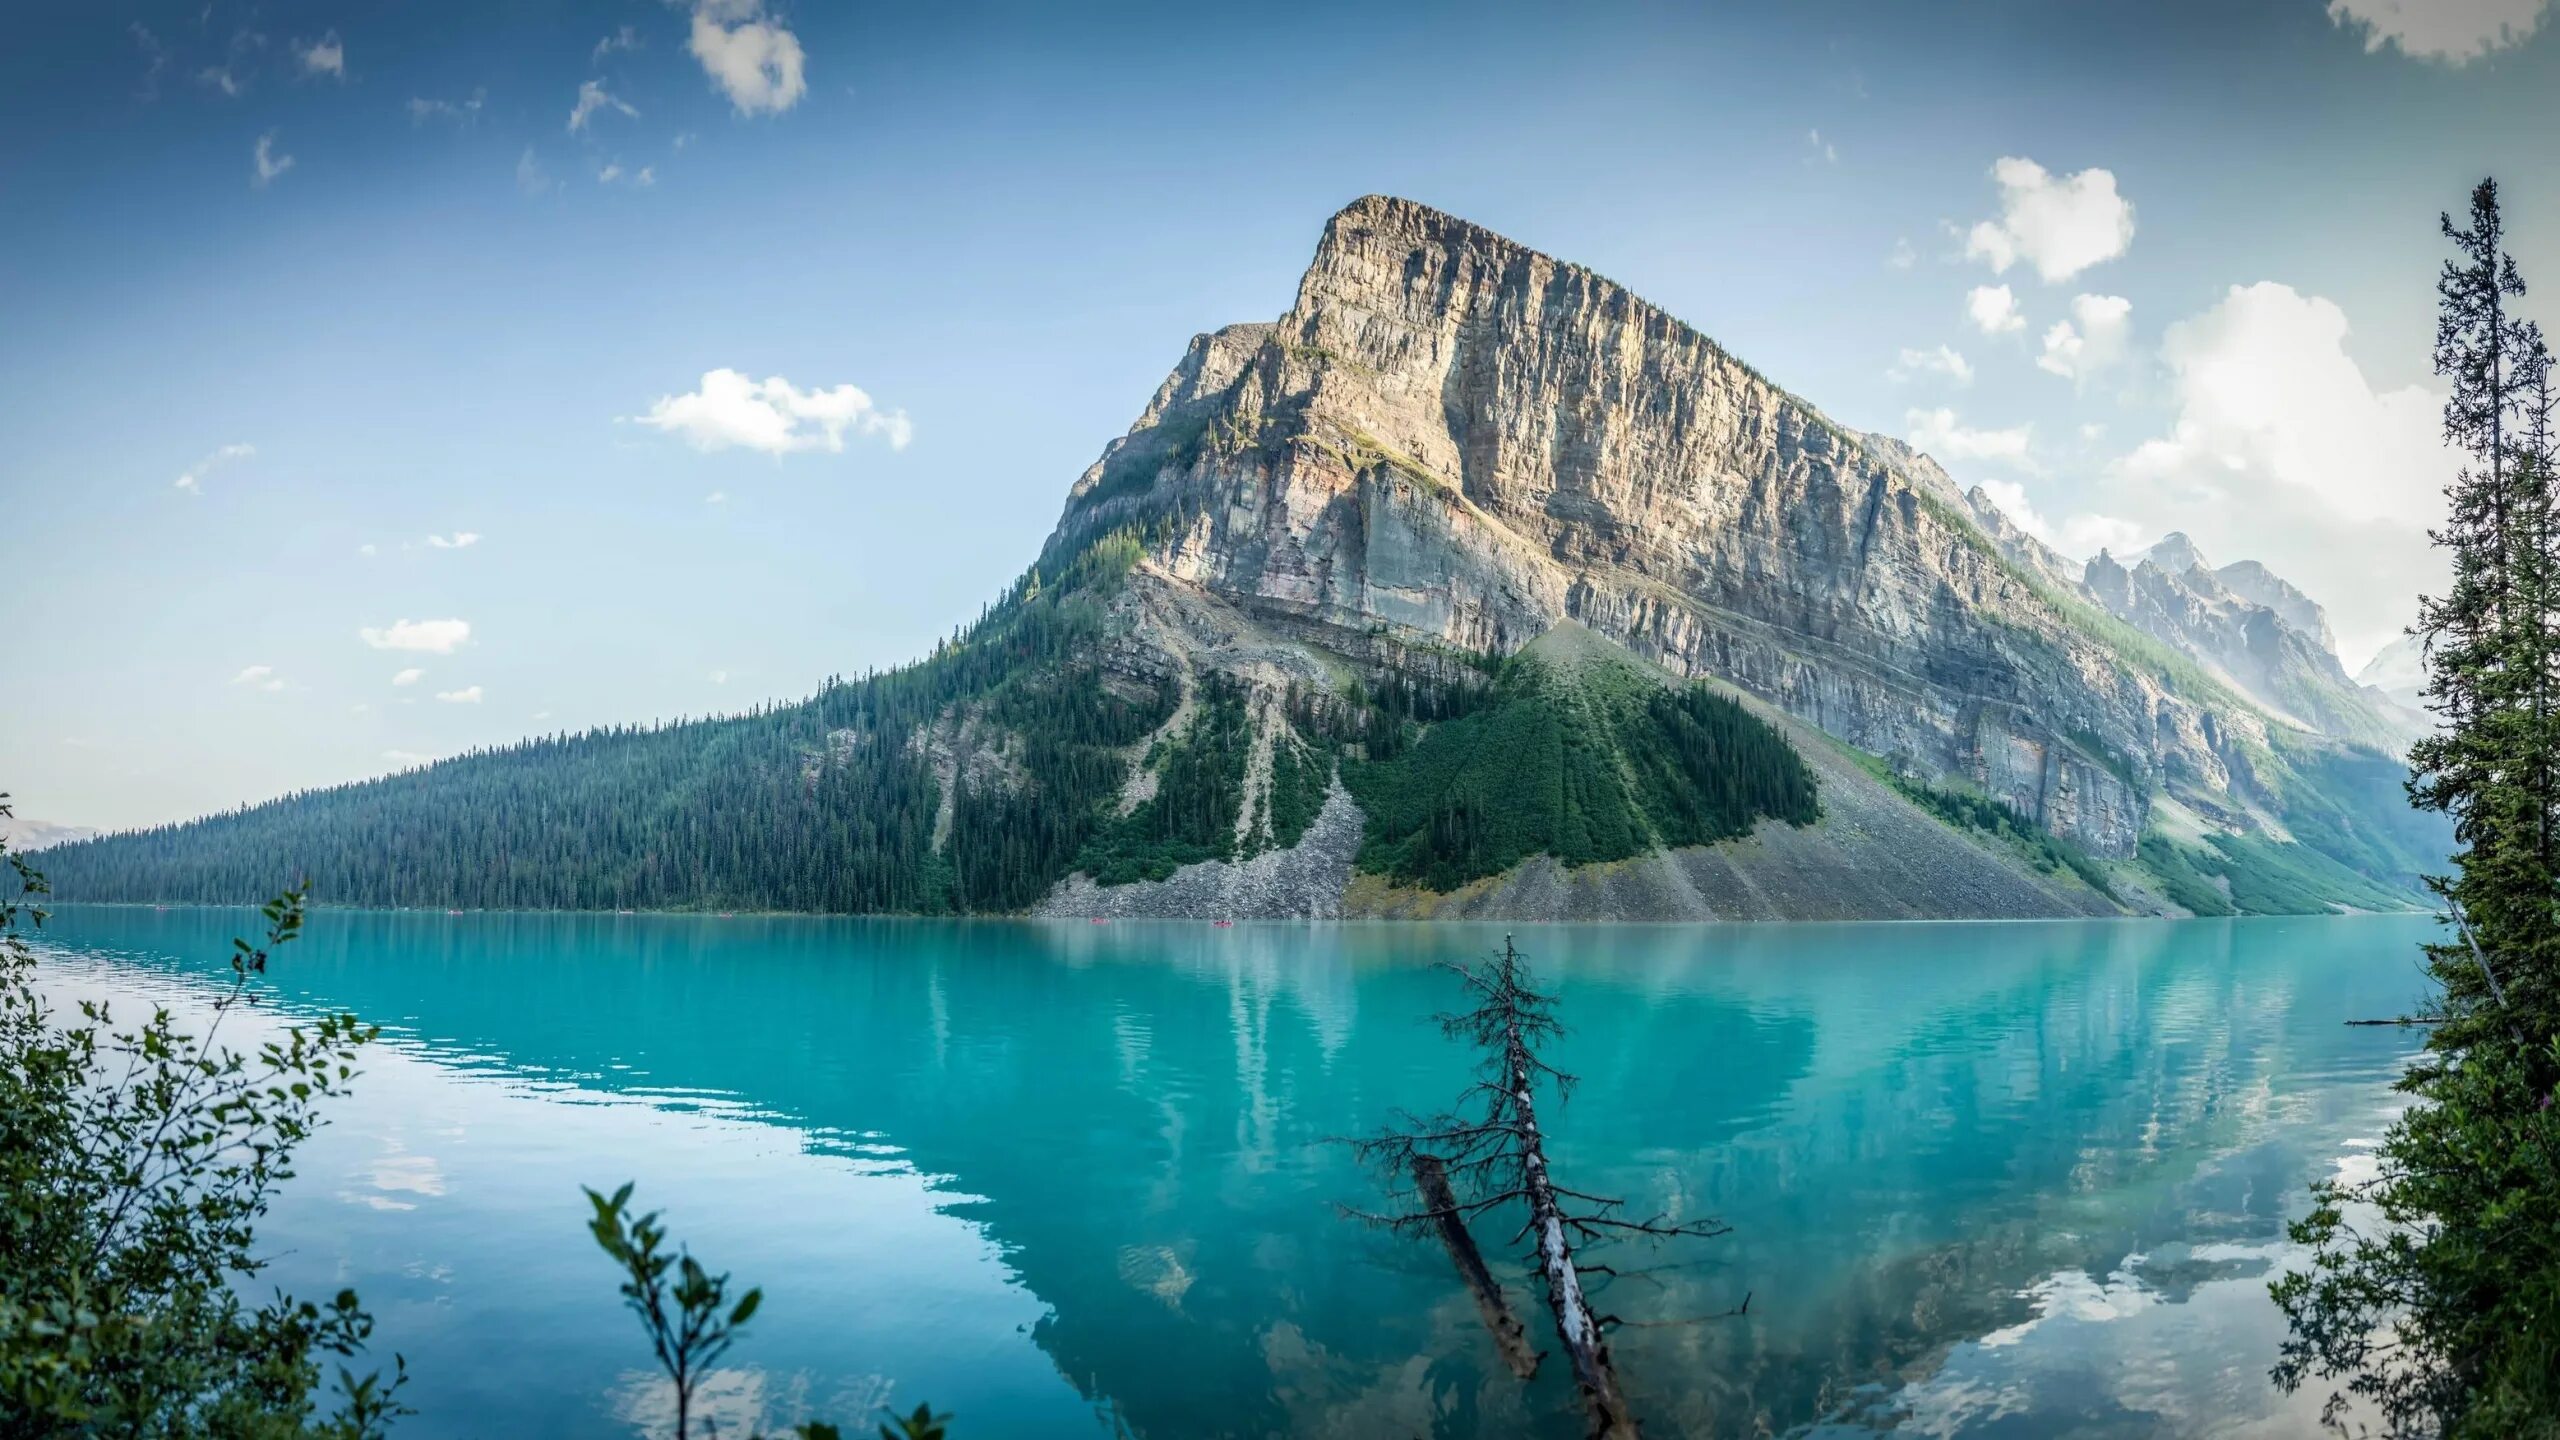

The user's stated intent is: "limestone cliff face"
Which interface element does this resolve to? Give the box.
[1045,196,2388,860]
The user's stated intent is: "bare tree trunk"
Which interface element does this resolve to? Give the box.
[1504,976,1641,1440]
[1414,1153,1540,1380]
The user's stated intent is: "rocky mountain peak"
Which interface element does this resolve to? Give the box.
[2140,532,2210,576]
[1042,193,2435,861]
[2215,559,2338,655]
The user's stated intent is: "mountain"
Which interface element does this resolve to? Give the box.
[2081,534,2416,753]
[2215,558,2337,654]
[35,197,2446,920]
[0,818,100,853]
[2357,633,2428,713]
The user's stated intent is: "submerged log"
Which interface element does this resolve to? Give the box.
[1413,1153,1540,1380]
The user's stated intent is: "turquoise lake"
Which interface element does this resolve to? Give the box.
[26,910,2439,1439]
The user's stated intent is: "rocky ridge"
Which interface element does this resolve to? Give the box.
[1041,196,2425,893]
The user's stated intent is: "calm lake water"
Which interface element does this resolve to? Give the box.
[26,910,2436,1439]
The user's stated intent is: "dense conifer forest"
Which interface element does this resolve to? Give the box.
[35,532,1835,915]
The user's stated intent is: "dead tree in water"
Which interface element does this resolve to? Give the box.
[1349,935,1732,1439]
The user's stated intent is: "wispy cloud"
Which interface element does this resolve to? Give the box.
[253,131,295,188]
[1906,407,2035,468]
[392,668,424,687]
[409,88,486,127]
[231,664,285,692]
[360,618,472,654]
[294,30,344,79]
[130,23,169,98]
[1890,345,1974,386]
[435,685,484,704]
[516,147,554,196]
[175,443,254,494]
[424,531,482,549]
[568,78,638,132]
[593,25,644,63]
[2036,294,2134,382]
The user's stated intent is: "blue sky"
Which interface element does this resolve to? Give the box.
[6,0,2557,829]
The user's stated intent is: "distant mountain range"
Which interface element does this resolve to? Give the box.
[37,197,2446,919]
[1,818,100,853]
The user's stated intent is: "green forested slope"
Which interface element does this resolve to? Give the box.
[36,540,1170,913]
[1342,639,1820,891]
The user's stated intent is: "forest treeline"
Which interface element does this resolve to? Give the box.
[33,536,1824,914]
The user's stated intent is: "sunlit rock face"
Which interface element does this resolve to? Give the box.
[1046,196,2447,858]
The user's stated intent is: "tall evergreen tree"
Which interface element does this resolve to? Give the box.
[2275,178,2560,1438]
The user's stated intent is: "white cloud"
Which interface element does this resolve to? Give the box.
[599,163,624,184]
[199,65,243,98]
[1964,156,2135,283]
[2123,283,2448,527]
[1891,345,1974,386]
[231,664,285,692]
[569,78,639,132]
[1972,478,2145,560]
[2327,0,2549,62]
[295,30,344,79]
[688,0,807,115]
[360,618,472,654]
[175,442,254,493]
[516,148,553,196]
[392,668,424,687]
[1966,284,2025,335]
[350,702,370,715]
[2035,294,2134,381]
[636,369,912,455]
[435,686,484,704]
[532,710,553,721]
[409,89,485,126]
[1806,129,1838,164]
[1887,237,1917,270]
[253,131,294,188]
[636,166,657,187]
[1906,408,2035,467]
[704,490,728,504]
[358,542,379,557]
[424,531,481,549]
[2103,281,2458,660]
[594,25,644,63]
[708,669,729,684]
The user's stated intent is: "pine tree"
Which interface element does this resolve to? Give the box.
[2275,178,2560,1438]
